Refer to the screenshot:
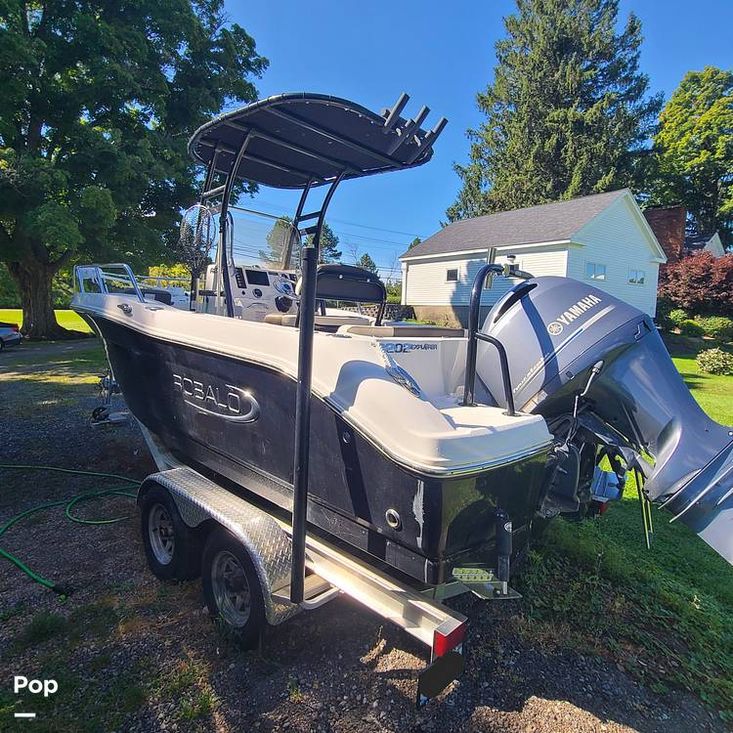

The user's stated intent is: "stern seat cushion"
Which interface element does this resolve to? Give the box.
[263,316,465,339]
[264,313,373,331]
[341,325,465,337]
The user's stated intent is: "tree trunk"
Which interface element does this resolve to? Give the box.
[5,259,72,340]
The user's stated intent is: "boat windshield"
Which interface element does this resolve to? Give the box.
[227,206,301,273]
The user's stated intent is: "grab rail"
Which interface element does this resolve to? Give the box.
[74,263,146,303]
[462,263,516,416]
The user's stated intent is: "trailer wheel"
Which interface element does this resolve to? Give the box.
[201,528,265,649]
[140,485,201,581]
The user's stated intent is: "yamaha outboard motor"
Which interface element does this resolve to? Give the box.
[476,276,733,564]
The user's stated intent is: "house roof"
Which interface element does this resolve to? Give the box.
[402,189,628,259]
[684,233,715,250]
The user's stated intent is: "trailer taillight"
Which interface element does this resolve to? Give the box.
[433,620,467,658]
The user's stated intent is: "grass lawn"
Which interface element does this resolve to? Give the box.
[518,337,733,722]
[673,354,733,426]
[0,308,93,334]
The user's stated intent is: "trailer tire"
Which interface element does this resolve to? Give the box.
[201,528,265,649]
[140,485,201,581]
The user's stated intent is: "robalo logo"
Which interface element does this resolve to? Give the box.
[173,372,260,423]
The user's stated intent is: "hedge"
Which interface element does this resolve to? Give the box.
[695,316,733,343]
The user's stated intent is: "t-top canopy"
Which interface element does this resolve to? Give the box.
[188,92,447,190]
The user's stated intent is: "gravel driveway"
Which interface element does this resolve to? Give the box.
[0,341,726,732]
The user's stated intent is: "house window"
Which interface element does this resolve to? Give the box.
[585,262,606,281]
[446,268,459,282]
[628,269,646,285]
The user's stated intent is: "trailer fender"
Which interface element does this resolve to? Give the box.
[139,468,298,625]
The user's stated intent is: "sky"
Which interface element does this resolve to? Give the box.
[226,0,733,277]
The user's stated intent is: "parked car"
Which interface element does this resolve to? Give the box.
[0,322,22,350]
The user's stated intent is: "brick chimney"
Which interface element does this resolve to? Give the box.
[643,206,686,263]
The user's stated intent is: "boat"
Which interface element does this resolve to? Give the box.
[72,92,732,602]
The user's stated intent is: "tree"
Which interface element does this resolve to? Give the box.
[658,251,733,317]
[260,218,341,267]
[648,67,733,248]
[148,263,191,284]
[385,280,402,303]
[408,236,422,250]
[447,0,662,222]
[310,222,341,264]
[260,216,296,266]
[0,1,267,338]
[355,253,378,273]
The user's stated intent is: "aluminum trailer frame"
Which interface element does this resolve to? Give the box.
[136,440,470,705]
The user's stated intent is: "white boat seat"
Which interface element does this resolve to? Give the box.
[341,325,465,338]
[264,313,371,332]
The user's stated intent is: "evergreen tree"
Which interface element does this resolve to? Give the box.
[260,217,295,265]
[447,0,662,221]
[309,222,342,264]
[648,67,733,248]
[261,218,341,267]
[408,236,422,250]
[356,253,378,273]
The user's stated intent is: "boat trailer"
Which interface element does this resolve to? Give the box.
[138,427,517,707]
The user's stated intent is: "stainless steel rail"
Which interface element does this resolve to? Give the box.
[462,263,516,415]
[74,263,146,303]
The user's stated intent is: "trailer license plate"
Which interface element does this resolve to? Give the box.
[416,650,465,707]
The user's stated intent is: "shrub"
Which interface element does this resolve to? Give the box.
[679,319,704,337]
[696,316,733,343]
[668,308,689,327]
[697,348,733,376]
[385,281,402,304]
[658,251,733,317]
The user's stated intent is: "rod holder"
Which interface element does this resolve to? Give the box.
[383,92,410,131]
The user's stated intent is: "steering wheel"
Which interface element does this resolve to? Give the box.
[273,276,296,299]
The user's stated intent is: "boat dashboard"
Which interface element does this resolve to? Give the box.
[199,262,299,322]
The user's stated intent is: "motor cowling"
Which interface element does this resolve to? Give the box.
[476,276,733,564]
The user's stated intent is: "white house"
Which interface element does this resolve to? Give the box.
[400,189,667,326]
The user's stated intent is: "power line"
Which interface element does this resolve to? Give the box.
[329,230,411,248]
[244,198,427,241]
[226,204,418,254]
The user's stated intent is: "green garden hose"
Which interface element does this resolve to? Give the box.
[0,464,140,595]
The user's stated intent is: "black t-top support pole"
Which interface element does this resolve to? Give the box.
[290,172,345,604]
[218,131,253,318]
